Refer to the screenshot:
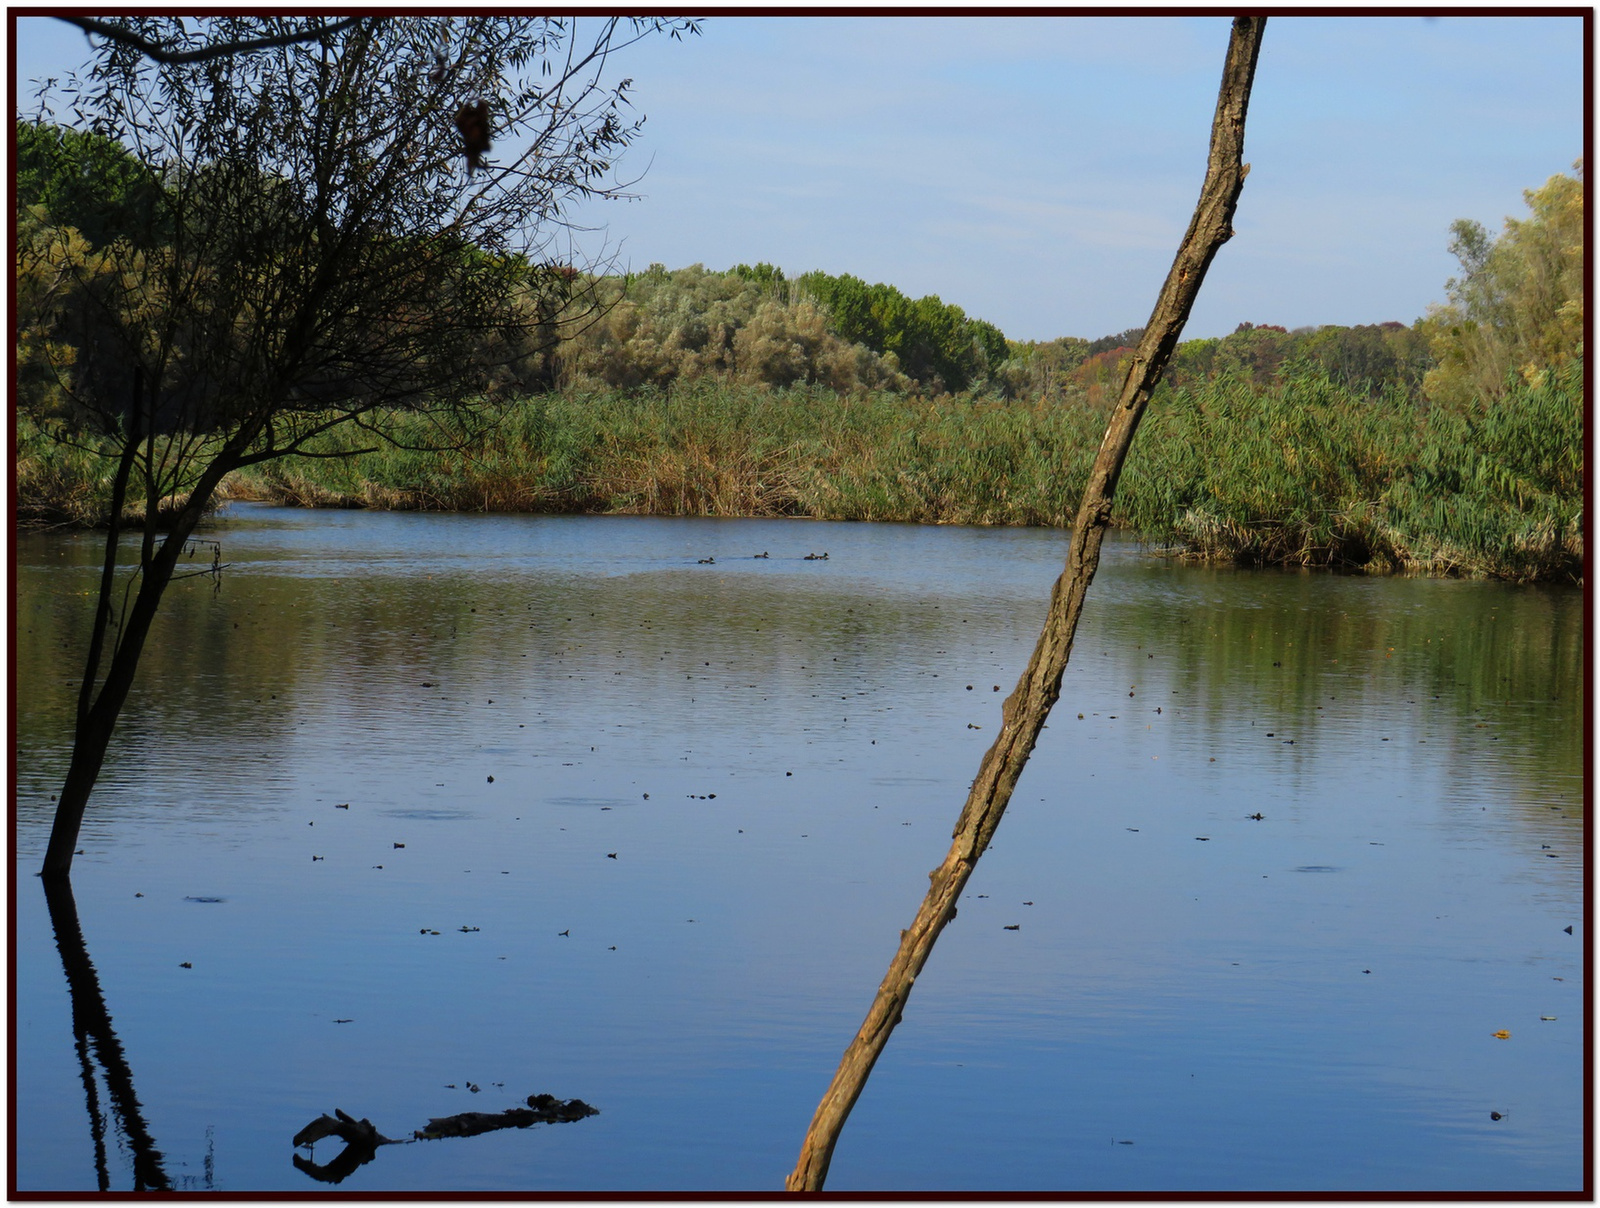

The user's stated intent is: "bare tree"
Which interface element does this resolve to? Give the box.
[22,16,695,878]
[786,16,1268,1191]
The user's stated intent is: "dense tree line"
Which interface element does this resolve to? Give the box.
[20,115,1579,420]
[550,262,1012,396]
[549,261,1463,405]
[994,319,1434,405]
[790,269,1009,394]
[551,262,910,395]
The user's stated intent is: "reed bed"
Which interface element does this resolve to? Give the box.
[237,386,1113,527]
[1120,364,1582,582]
[22,369,1582,583]
[15,416,238,529]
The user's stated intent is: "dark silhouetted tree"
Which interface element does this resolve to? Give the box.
[24,15,695,877]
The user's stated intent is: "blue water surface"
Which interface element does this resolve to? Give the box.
[13,506,1584,1192]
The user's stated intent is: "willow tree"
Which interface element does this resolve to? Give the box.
[24,16,694,878]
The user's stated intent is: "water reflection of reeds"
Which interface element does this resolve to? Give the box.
[1090,563,1582,833]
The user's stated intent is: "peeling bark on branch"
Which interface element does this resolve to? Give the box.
[785,16,1266,1192]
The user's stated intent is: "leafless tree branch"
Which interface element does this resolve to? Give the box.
[55,15,367,65]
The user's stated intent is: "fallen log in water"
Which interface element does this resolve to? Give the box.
[415,1095,598,1140]
[292,1110,395,1184]
[293,1107,396,1150]
[292,1094,598,1184]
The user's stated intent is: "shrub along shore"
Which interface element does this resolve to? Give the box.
[20,366,1581,585]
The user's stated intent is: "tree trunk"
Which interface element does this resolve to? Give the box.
[41,455,237,878]
[785,16,1266,1192]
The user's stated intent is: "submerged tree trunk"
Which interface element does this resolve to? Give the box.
[786,16,1267,1192]
[41,454,237,878]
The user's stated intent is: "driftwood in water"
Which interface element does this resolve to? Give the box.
[416,1095,598,1139]
[293,1094,597,1184]
[292,1110,394,1184]
[293,1107,397,1150]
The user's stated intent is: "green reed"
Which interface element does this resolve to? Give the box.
[1119,363,1581,582]
[15,414,235,528]
[26,368,1582,583]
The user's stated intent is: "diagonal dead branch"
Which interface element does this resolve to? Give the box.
[785,15,1268,1192]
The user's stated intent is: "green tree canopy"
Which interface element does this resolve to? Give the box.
[15,120,163,247]
[795,270,1007,394]
[1423,161,1584,405]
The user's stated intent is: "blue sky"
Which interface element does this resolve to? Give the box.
[13,14,1585,343]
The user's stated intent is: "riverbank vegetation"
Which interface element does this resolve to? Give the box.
[208,359,1576,583]
[16,120,1582,583]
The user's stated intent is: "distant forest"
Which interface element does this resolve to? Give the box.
[17,118,1579,414]
[550,259,1436,405]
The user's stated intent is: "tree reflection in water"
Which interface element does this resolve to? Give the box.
[42,876,173,1192]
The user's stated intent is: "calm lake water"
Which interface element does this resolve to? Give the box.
[13,505,1584,1193]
